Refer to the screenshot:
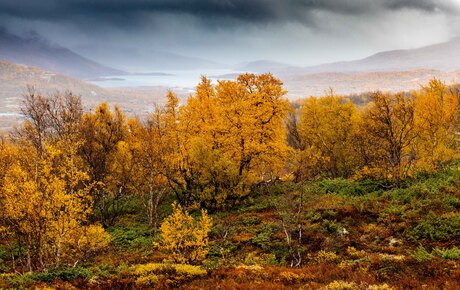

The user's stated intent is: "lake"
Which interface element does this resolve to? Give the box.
[89,69,246,90]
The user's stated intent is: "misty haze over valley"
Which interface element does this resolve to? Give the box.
[1,0,460,129]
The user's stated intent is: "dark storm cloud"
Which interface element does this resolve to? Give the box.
[384,0,449,11]
[0,0,457,27]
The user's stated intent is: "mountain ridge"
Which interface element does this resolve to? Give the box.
[237,37,460,74]
[305,36,460,72]
[0,28,125,79]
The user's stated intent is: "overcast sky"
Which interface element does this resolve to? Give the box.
[1,0,460,70]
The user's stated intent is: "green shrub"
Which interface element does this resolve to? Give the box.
[385,187,414,203]
[406,212,460,241]
[108,224,153,250]
[445,195,460,209]
[411,246,433,262]
[90,263,120,278]
[322,219,339,234]
[433,247,460,260]
[8,267,94,285]
[263,253,279,266]
[251,224,276,250]
[305,210,322,223]
[208,241,237,259]
[55,267,94,281]
[241,216,262,226]
[208,224,237,259]
[0,245,8,261]
[237,196,273,213]
[320,178,364,196]
[319,178,382,196]
[386,175,454,203]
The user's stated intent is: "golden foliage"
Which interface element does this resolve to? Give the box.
[0,139,109,271]
[325,280,358,290]
[150,74,291,207]
[295,79,460,182]
[132,263,207,286]
[414,79,459,170]
[297,95,358,178]
[159,202,212,263]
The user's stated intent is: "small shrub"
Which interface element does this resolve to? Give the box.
[368,284,394,290]
[433,247,460,260]
[251,224,275,250]
[108,224,152,250]
[244,252,262,266]
[346,247,367,259]
[159,202,212,263]
[131,263,206,286]
[239,251,279,267]
[319,178,382,196]
[263,253,279,266]
[322,219,339,234]
[378,254,405,261]
[235,264,263,271]
[7,267,94,285]
[325,280,357,289]
[411,246,433,262]
[278,271,302,283]
[173,264,207,277]
[241,216,262,226]
[445,195,460,209]
[305,210,322,223]
[54,267,94,281]
[316,250,339,263]
[135,273,159,286]
[320,178,364,196]
[406,212,460,241]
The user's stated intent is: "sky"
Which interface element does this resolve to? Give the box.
[1,0,460,70]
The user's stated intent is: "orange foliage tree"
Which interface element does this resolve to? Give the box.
[160,74,291,208]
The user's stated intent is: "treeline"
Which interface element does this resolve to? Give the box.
[0,74,459,272]
[290,79,460,182]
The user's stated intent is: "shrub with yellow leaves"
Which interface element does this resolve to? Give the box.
[325,280,357,290]
[316,250,339,263]
[159,202,212,263]
[132,263,207,286]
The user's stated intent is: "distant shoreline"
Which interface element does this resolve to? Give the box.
[88,77,125,82]
[130,72,176,76]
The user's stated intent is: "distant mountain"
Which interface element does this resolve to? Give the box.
[307,37,460,73]
[0,59,107,106]
[0,29,125,78]
[133,51,223,71]
[235,60,300,73]
[76,47,224,72]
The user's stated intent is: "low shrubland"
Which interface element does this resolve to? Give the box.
[1,165,459,289]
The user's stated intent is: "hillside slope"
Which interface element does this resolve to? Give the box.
[0,60,169,129]
[0,29,125,78]
[307,37,460,72]
[1,167,459,289]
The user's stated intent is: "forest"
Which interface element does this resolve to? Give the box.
[1,73,460,289]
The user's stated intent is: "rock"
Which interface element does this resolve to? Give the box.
[337,227,349,237]
[389,237,401,247]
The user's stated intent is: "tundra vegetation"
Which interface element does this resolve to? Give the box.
[0,75,459,289]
